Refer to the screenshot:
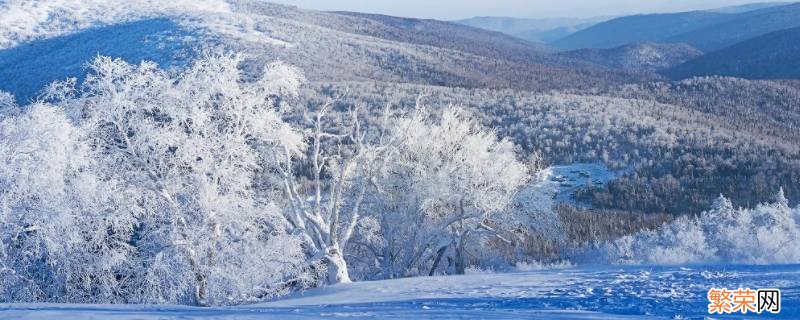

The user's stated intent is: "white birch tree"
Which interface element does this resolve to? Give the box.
[274,102,398,284]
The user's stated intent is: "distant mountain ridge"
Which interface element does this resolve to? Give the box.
[664,26,800,80]
[454,16,610,44]
[666,3,800,51]
[553,2,800,51]
[708,1,792,13]
[330,11,556,60]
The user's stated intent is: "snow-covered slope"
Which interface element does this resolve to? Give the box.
[0,18,199,102]
[1,264,798,319]
[560,42,703,71]
[0,0,646,102]
[0,0,231,49]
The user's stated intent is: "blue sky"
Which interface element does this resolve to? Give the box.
[269,0,778,19]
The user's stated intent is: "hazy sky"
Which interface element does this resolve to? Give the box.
[268,0,776,20]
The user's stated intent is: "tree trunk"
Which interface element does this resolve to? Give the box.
[185,249,208,306]
[325,246,351,284]
[428,245,448,276]
[194,271,208,306]
[453,200,469,275]
[454,234,468,275]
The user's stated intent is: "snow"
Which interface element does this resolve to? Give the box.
[0,303,635,319]
[538,163,625,207]
[0,0,292,52]
[2,264,798,319]
[0,0,298,102]
[0,18,197,103]
[0,0,231,49]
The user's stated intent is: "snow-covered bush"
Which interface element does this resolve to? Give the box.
[0,54,308,305]
[592,190,800,265]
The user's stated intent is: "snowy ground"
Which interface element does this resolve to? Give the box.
[542,163,626,207]
[2,264,797,319]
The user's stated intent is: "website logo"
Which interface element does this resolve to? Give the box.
[708,288,780,314]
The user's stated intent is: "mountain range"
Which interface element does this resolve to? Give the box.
[449,2,800,80]
[553,2,800,51]
[0,1,643,103]
[664,26,800,79]
[454,16,610,44]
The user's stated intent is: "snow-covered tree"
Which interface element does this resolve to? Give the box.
[0,98,145,304]
[70,55,308,305]
[0,102,95,302]
[1,54,310,306]
[358,106,530,276]
[274,101,396,284]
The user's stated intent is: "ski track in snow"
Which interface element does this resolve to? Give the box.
[2,264,798,319]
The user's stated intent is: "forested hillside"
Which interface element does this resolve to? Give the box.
[0,1,646,103]
[307,79,800,215]
[665,3,800,51]
[554,3,800,51]
[552,11,731,50]
[560,42,702,71]
[665,26,800,79]
[1,0,799,309]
